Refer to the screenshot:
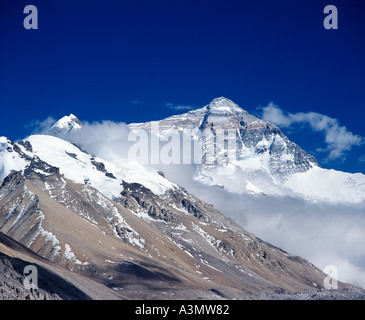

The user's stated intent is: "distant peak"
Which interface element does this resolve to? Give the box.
[46,114,82,137]
[52,114,81,129]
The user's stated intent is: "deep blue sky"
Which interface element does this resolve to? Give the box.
[1,0,364,173]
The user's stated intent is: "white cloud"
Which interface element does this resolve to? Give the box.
[261,103,363,161]
[26,116,57,134]
[261,103,292,127]
[168,173,365,289]
[65,120,131,163]
[130,100,143,105]
[163,102,194,111]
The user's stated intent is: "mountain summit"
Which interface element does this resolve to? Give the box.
[206,97,244,113]
[130,97,365,203]
[46,113,82,137]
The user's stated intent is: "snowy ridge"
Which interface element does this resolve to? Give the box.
[283,166,365,203]
[64,244,89,265]
[26,135,175,198]
[0,137,29,182]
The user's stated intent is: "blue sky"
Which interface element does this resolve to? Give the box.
[0,0,364,173]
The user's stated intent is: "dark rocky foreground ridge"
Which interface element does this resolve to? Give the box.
[0,232,90,300]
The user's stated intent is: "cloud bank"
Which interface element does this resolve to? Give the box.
[261,103,364,161]
[25,116,57,134]
[161,166,365,289]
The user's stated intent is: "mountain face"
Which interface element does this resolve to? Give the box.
[130,97,365,204]
[0,129,353,299]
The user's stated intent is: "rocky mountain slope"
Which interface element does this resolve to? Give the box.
[0,130,355,299]
[0,232,92,300]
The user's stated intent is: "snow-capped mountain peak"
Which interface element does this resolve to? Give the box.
[207,97,244,113]
[53,113,81,130]
[129,97,365,204]
[131,97,318,180]
[46,113,82,137]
